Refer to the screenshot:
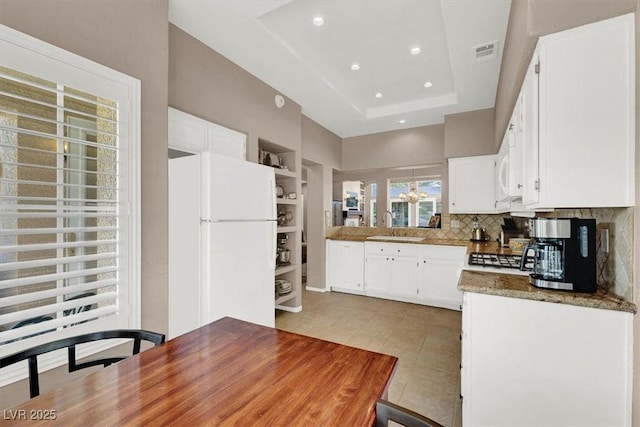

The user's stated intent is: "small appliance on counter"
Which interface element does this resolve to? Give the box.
[470,216,489,242]
[499,217,528,247]
[520,217,596,292]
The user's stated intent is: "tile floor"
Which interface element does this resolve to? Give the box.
[275,288,463,427]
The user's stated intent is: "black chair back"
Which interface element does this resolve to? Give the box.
[375,399,444,427]
[0,329,165,398]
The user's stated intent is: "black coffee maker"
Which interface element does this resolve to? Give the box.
[520,218,597,292]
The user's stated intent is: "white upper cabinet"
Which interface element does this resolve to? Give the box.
[525,14,635,208]
[495,99,525,213]
[521,49,540,207]
[449,155,498,214]
[169,107,247,159]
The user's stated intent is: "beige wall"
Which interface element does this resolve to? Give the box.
[301,116,341,290]
[443,108,496,159]
[169,25,302,158]
[0,0,169,407]
[634,3,640,425]
[0,0,169,336]
[341,124,445,171]
[302,116,341,168]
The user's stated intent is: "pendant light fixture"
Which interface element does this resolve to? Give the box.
[398,170,428,204]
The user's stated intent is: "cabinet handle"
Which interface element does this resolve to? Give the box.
[386,257,389,261]
[392,258,395,261]
[517,183,523,189]
[397,249,400,253]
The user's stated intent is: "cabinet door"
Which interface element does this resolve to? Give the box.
[364,254,391,294]
[495,135,510,208]
[536,14,634,207]
[327,240,364,293]
[449,155,497,214]
[420,245,465,311]
[390,256,419,298]
[420,259,463,310]
[521,49,540,207]
[463,292,633,426]
[509,97,524,197]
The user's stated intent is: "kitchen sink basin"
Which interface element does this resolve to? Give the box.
[366,236,425,242]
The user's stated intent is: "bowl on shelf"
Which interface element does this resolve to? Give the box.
[275,279,292,296]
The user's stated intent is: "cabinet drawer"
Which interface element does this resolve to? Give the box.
[365,242,419,257]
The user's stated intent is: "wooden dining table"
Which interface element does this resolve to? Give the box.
[5,317,398,426]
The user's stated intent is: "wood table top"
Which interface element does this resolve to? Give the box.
[6,317,398,426]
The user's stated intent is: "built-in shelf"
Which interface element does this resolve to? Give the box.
[276,198,297,205]
[274,168,297,178]
[260,137,302,313]
[275,264,298,276]
[275,292,296,307]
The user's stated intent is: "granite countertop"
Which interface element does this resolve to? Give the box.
[326,234,520,255]
[326,234,469,247]
[459,270,637,314]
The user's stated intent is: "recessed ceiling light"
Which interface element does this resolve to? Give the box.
[351,63,360,71]
[313,16,324,26]
[374,92,383,99]
[424,81,433,88]
[410,47,421,55]
[399,119,407,124]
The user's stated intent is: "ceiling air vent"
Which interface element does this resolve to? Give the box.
[474,40,499,62]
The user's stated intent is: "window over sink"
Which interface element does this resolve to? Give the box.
[389,178,441,227]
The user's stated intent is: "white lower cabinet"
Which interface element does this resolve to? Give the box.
[326,240,364,294]
[419,245,466,310]
[327,241,465,310]
[461,292,633,427]
[364,242,419,299]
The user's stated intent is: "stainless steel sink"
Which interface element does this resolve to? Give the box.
[366,236,425,242]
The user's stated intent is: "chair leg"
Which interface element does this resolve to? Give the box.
[27,356,39,398]
[132,338,141,355]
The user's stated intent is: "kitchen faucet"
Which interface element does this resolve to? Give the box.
[383,210,395,236]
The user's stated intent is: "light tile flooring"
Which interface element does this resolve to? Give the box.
[276,288,463,427]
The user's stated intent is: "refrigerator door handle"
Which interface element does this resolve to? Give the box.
[268,171,277,220]
[269,221,277,270]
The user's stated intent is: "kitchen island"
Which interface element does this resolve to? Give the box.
[459,270,635,426]
[459,269,636,313]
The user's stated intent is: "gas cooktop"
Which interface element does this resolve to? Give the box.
[468,252,531,270]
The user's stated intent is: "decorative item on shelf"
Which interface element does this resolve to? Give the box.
[275,184,285,198]
[276,247,291,265]
[286,192,296,199]
[277,207,293,226]
[275,279,292,296]
[427,214,441,228]
[343,191,359,209]
[259,149,284,169]
[277,233,288,245]
[399,169,427,203]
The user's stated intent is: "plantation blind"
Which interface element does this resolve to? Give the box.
[0,25,140,358]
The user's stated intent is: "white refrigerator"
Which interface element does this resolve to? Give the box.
[200,152,277,327]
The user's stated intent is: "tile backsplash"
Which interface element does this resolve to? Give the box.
[327,207,634,300]
[538,208,633,301]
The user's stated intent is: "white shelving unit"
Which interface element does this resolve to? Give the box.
[259,139,303,313]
